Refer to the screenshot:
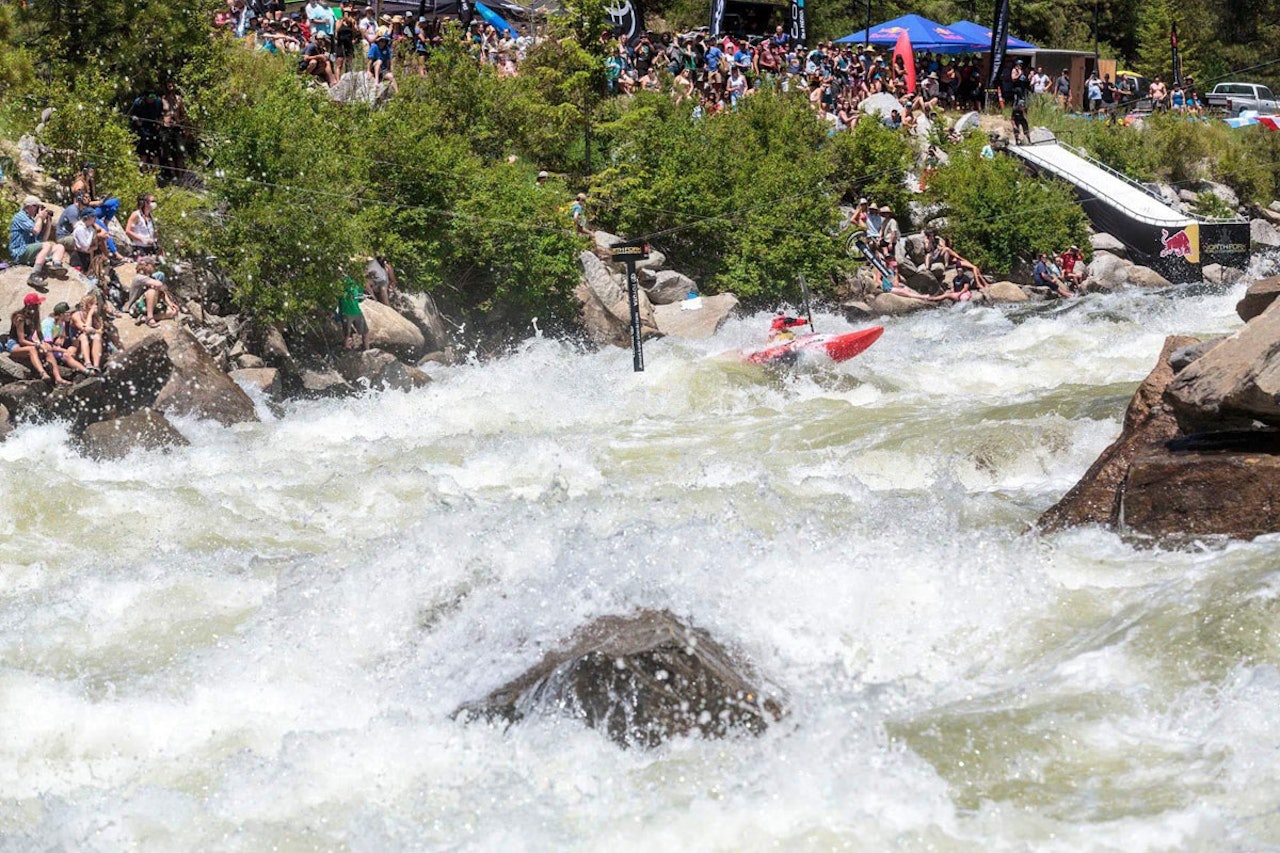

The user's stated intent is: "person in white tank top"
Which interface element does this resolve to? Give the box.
[125,192,159,257]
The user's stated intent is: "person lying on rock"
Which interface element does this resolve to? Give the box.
[877,259,934,302]
[767,311,808,343]
[5,293,66,384]
[42,301,93,377]
[127,258,181,327]
[926,235,989,291]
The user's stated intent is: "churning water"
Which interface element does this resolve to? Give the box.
[2,279,1280,851]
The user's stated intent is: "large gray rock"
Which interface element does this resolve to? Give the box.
[870,292,934,315]
[653,293,738,339]
[905,270,943,296]
[985,281,1029,303]
[455,609,785,748]
[41,335,173,431]
[645,270,697,305]
[580,250,625,306]
[153,329,258,426]
[1089,232,1127,258]
[298,367,355,398]
[1029,126,1056,144]
[1170,338,1226,372]
[1236,275,1280,322]
[328,71,390,105]
[1087,252,1132,289]
[0,403,10,441]
[1126,265,1173,288]
[398,290,450,353]
[1165,301,1280,431]
[635,249,667,274]
[0,380,49,424]
[1039,336,1195,532]
[0,354,32,384]
[1251,218,1280,248]
[75,408,189,460]
[361,300,427,361]
[334,348,431,392]
[1199,180,1240,210]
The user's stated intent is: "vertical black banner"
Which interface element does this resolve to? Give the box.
[606,0,643,44]
[788,0,806,45]
[459,0,473,27]
[710,0,726,36]
[988,0,1010,89]
[1170,21,1182,87]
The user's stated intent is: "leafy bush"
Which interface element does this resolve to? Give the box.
[924,138,1089,274]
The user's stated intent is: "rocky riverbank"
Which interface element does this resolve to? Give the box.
[1041,276,1280,541]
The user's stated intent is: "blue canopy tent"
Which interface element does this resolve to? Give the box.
[945,20,1038,51]
[833,14,987,53]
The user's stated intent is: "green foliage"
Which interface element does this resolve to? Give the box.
[591,90,871,302]
[39,73,155,204]
[924,138,1089,274]
[23,0,220,97]
[828,118,913,224]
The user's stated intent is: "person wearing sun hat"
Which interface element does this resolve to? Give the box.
[9,195,69,291]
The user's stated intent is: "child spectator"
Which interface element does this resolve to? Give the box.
[41,301,92,377]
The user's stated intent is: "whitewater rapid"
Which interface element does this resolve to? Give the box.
[2,281,1279,850]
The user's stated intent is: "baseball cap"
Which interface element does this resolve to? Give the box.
[537,170,549,179]
[23,293,45,306]
[52,301,71,314]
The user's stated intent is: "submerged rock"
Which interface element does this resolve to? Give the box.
[456,609,785,748]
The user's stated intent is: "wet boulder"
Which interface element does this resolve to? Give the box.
[75,408,189,460]
[334,348,431,391]
[870,292,933,315]
[1236,275,1280,322]
[1039,336,1195,532]
[645,270,697,306]
[1122,439,1280,541]
[230,367,282,400]
[1165,301,1280,432]
[1251,219,1280,248]
[0,354,31,384]
[456,610,785,748]
[0,403,10,441]
[1087,251,1131,289]
[362,300,427,361]
[153,328,258,426]
[298,366,355,398]
[42,335,173,430]
[1126,265,1172,288]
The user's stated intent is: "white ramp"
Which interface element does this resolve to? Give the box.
[1009,141,1194,227]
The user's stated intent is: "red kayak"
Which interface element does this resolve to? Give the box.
[741,326,884,366]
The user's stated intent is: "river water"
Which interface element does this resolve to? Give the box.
[2,278,1279,851]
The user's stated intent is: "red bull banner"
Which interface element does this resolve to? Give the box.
[1159,224,1199,265]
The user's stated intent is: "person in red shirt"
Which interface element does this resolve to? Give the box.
[1059,245,1085,289]
[768,311,808,343]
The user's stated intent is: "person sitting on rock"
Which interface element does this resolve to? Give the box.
[1034,251,1073,298]
[69,294,107,373]
[878,259,934,302]
[5,293,65,384]
[9,196,69,290]
[927,235,989,291]
[41,301,92,377]
[931,261,977,303]
[71,208,108,278]
[127,257,181,327]
[1059,245,1085,289]
[767,311,808,343]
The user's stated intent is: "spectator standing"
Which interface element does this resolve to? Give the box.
[1054,68,1071,110]
[305,0,334,37]
[571,193,590,235]
[1086,73,1102,114]
[339,275,368,350]
[879,205,900,260]
[1031,66,1051,95]
[364,256,398,306]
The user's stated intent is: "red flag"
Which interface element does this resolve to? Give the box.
[893,31,917,94]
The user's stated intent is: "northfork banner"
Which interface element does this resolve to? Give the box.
[988,0,1010,88]
[710,0,725,36]
[1170,21,1183,86]
[788,0,806,45]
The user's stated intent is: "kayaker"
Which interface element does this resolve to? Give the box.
[768,311,808,343]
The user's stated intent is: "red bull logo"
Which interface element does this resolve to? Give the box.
[1160,227,1194,260]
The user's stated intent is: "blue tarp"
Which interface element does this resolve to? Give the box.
[833,14,987,53]
[474,0,517,34]
[945,20,1038,51]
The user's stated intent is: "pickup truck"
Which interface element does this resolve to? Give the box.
[1206,82,1280,116]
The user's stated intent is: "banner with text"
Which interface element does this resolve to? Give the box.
[988,0,1010,88]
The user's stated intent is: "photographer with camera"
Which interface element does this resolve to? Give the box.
[8,196,69,291]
